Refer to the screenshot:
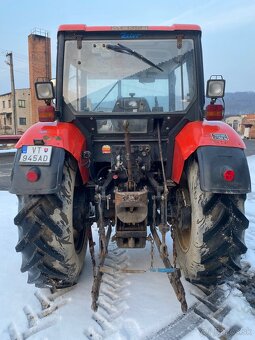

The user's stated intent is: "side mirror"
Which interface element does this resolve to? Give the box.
[35,81,55,100]
[206,76,225,99]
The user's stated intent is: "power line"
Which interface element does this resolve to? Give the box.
[0,48,56,67]
[0,63,29,76]
[0,49,28,60]
[13,69,29,75]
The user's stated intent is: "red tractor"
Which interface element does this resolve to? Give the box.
[10,25,251,312]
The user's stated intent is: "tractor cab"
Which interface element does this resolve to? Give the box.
[36,25,205,183]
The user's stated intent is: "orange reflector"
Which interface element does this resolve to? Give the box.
[205,104,224,121]
[102,145,111,154]
[38,105,55,122]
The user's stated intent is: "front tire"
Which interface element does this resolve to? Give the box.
[14,156,89,288]
[174,159,249,285]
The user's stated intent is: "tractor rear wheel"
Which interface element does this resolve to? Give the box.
[14,156,89,288]
[174,159,249,285]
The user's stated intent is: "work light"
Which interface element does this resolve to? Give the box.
[206,76,225,99]
[35,81,55,100]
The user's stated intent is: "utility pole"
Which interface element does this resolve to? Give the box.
[6,52,17,135]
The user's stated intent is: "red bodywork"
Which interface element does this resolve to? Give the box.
[58,24,201,32]
[16,120,245,186]
[16,122,89,184]
[171,120,246,183]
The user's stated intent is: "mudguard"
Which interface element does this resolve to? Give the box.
[172,120,251,193]
[10,147,66,195]
[10,121,89,195]
[196,146,251,193]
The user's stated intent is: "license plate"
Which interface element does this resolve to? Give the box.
[19,145,52,165]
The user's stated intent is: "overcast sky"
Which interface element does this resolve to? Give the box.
[0,0,255,94]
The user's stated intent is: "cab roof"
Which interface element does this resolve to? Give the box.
[58,24,201,32]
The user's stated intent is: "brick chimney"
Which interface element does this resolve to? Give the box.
[28,29,51,124]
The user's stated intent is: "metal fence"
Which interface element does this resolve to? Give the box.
[0,135,20,145]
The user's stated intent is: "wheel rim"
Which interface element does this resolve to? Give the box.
[175,187,192,253]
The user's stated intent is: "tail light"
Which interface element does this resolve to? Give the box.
[38,105,55,122]
[223,169,235,182]
[205,104,224,121]
[26,167,41,182]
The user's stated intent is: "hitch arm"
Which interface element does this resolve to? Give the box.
[91,225,112,311]
[150,225,188,313]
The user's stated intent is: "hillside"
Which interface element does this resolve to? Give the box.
[221,92,255,116]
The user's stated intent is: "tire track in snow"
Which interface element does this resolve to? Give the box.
[7,287,73,339]
[149,282,249,340]
[84,242,138,339]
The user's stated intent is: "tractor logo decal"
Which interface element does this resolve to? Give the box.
[212,133,229,141]
[120,32,142,39]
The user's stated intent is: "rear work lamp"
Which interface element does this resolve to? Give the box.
[35,81,55,100]
[206,75,225,99]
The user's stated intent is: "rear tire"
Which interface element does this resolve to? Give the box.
[14,156,89,288]
[174,159,249,285]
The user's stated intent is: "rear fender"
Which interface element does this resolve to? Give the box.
[10,122,89,195]
[172,120,250,193]
[10,147,66,195]
[196,146,251,193]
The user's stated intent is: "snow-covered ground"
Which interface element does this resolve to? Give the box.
[0,156,254,340]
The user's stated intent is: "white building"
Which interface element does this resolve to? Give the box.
[0,88,32,134]
[225,115,244,134]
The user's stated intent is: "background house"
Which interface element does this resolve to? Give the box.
[225,115,243,134]
[242,114,255,139]
[225,114,255,139]
[0,88,31,134]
